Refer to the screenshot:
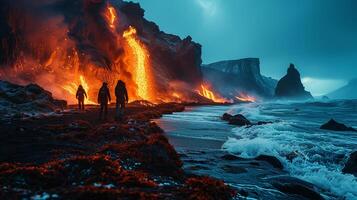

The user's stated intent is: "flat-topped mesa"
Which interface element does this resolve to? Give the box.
[201,58,277,99]
[275,63,313,100]
[204,58,261,77]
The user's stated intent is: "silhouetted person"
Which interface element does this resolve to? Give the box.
[115,80,128,120]
[98,82,111,120]
[76,85,87,111]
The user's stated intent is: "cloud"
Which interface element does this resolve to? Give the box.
[302,77,347,96]
[195,0,218,17]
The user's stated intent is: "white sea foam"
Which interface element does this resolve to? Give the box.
[222,102,357,200]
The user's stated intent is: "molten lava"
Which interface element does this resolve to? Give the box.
[63,75,96,105]
[105,6,117,29]
[123,26,152,100]
[236,93,256,102]
[197,84,227,103]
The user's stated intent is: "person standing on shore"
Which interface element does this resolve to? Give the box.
[76,85,87,111]
[115,80,129,120]
[97,82,111,120]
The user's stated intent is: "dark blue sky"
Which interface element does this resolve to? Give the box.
[132,0,357,95]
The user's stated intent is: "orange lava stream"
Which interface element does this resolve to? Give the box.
[123,26,151,100]
[62,75,96,105]
[105,6,117,29]
[197,84,227,103]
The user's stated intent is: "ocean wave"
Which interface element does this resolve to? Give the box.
[222,103,357,199]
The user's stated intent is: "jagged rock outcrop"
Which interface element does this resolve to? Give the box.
[122,3,203,89]
[275,64,313,99]
[0,80,66,116]
[342,151,357,177]
[222,113,251,126]
[269,176,324,200]
[320,119,356,132]
[328,78,357,99]
[201,58,277,99]
[255,155,283,170]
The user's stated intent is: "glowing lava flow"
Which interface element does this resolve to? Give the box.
[63,75,96,104]
[105,6,117,29]
[236,93,256,102]
[123,26,151,100]
[197,84,227,103]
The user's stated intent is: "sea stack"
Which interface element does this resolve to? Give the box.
[275,64,313,99]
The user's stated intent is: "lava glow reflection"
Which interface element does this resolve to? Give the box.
[236,93,256,102]
[197,84,227,103]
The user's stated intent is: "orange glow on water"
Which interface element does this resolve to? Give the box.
[236,93,256,102]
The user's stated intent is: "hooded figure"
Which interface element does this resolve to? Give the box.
[115,80,128,120]
[97,82,111,120]
[76,85,87,111]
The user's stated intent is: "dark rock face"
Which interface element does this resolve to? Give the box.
[201,58,277,99]
[221,113,251,126]
[270,176,324,200]
[342,151,357,176]
[255,155,283,170]
[222,113,233,121]
[320,119,356,132]
[275,64,313,99]
[222,113,273,127]
[0,0,203,98]
[0,80,66,115]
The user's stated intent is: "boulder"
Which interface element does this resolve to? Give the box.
[229,114,251,126]
[342,151,357,177]
[269,176,324,200]
[221,113,251,126]
[320,119,356,132]
[255,155,283,170]
[275,64,313,100]
[221,113,233,121]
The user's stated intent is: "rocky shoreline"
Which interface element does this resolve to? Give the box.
[0,103,236,199]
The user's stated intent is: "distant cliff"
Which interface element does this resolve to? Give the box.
[201,58,277,98]
[275,64,313,99]
[328,78,357,99]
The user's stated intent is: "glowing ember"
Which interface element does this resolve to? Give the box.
[63,75,96,104]
[235,93,256,102]
[105,6,117,29]
[123,26,152,100]
[172,92,181,99]
[197,84,227,103]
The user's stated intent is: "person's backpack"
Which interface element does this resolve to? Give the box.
[99,88,107,99]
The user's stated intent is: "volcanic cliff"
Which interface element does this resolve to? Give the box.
[0,0,203,103]
[201,58,277,99]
